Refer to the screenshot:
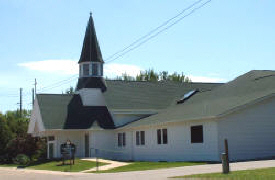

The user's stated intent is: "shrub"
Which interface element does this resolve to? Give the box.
[0,154,10,164]
[13,154,30,166]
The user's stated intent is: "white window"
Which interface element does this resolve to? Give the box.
[157,129,168,144]
[83,64,89,76]
[136,131,145,145]
[118,132,126,147]
[92,63,98,76]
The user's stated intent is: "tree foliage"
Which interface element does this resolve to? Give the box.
[108,69,191,82]
[0,110,46,164]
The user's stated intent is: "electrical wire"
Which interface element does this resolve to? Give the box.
[105,0,211,63]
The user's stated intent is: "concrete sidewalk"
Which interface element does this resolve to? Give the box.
[80,158,131,172]
[0,160,274,180]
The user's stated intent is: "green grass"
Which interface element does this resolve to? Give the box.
[172,167,275,179]
[95,161,206,173]
[26,159,107,172]
[0,164,19,167]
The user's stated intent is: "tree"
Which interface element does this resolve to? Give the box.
[0,114,14,155]
[0,110,46,163]
[65,86,75,94]
[104,68,192,82]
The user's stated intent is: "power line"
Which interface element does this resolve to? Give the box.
[37,74,78,93]
[105,0,212,64]
[105,0,205,62]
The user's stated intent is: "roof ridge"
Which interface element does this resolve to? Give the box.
[37,93,74,96]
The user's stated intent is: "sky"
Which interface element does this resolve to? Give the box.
[0,0,274,112]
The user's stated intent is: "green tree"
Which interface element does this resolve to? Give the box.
[65,86,75,94]
[0,114,14,155]
[0,110,46,163]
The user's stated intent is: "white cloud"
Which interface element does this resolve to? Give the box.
[18,60,78,75]
[18,60,225,82]
[18,60,143,77]
[188,75,226,83]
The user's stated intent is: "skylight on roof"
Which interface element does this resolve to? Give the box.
[177,89,198,104]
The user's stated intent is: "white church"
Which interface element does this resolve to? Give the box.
[28,14,275,162]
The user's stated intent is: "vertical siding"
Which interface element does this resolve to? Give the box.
[109,120,219,162]
[79,88,106,106]
[90,130,116,159]
[49,131,86,158]
[218,97,275,161]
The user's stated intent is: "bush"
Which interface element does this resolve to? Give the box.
[13,154,30,166]
[0,154,10,164]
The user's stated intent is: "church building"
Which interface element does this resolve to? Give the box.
[28,14,275,162]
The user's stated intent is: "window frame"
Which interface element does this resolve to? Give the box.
[82,63,90,76]
[191,125,203,143]
[117,132,126,147]
[157,128,168,144]
[48,136,55,141]
[92,63,98,76]
[136,131,145,146]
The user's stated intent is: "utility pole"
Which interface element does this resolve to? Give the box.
[32,88,35,107]
[19,88,23,117]
[34,78,37,95]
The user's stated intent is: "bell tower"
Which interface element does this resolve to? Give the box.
[76,13,106,92]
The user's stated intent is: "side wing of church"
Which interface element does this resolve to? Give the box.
[28,14,275,162]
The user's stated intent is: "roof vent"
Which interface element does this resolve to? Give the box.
[177,89,198,104]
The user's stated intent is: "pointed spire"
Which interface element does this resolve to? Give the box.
[78,13,104,63]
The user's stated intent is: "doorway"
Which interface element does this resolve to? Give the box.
[48,143,54,159]
[85,133,89,157]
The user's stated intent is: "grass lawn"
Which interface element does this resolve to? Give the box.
[0,164,19,167]
[27,159,107,172]
[95,161,206,173]
[172,167,275,179]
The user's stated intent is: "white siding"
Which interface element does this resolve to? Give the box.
[218,97,275,161]
[90,130,116,159]
[79,88,106,106]
[28,98,45,134]
[46,131,86,158]
[112,120,219,162]
[113,130,133,160]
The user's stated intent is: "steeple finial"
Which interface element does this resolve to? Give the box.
[90,12,92,16]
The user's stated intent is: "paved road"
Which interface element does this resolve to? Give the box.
[0,160,274,180]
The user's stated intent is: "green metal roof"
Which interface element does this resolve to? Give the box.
[125,70,275,128]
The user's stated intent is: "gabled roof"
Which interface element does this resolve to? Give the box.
[78,13,104,63]
[36,81,220,130]
[103,81,220,110]
[37,94,114,130]
[125,70,275,128]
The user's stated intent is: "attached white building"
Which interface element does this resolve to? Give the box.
[28,14,275,162]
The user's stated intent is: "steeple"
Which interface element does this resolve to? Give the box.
[79,13,104,63]
[76,13,106,92]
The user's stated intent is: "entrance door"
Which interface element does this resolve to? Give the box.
[85,133,89,157]
[49,143,54,159]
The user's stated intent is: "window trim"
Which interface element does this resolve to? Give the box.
[48,136,55,141]
[82,63,90,76]
[191,125,204,143]
[117,132,126,147]
[136,131,145,146]
[157,128,168,144]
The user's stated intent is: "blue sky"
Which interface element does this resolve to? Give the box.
[0,0,274,112]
